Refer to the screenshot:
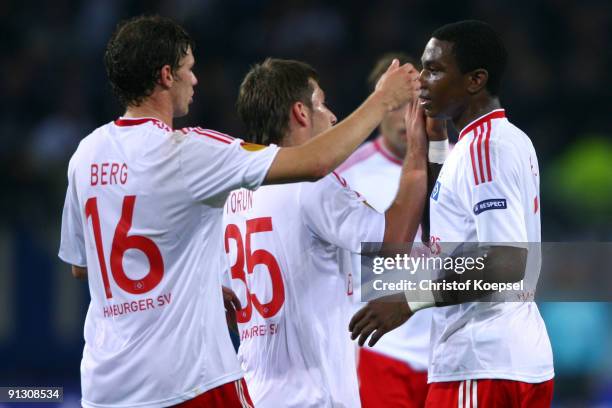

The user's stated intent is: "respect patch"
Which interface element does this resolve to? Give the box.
[473,198,507,215]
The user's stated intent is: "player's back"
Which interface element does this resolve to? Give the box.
[223,174,379,407]
[60,118,278,407]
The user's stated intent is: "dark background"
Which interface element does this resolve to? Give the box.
[0,0,611,406]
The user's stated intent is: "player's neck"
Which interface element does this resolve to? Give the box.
[281,127,311,147]
[124,98,174,129]
[453,97,502,134]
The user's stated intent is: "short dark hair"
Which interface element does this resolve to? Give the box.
[104,15,195,107]
[432,20,507,96]
[236,58,319,145]
[368,52,419,91]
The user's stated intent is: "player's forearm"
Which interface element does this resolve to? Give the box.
[264,92,387,184]
[383,168,427,243]
[382,131,428,243]
[427,246,527,306]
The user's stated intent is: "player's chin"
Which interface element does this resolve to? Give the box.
[422,105,440,118]
[419,100,434,115]
[175,106,190,118]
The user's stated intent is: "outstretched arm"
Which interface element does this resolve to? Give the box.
[264,61,420,184]
[349,245,526,347]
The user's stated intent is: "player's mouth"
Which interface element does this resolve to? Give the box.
[419,96,432,109]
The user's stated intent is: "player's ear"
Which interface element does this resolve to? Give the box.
[291,101,310,127]
[158,64,174,89]
[466,68,488,94]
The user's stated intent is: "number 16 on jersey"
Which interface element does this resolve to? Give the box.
[85,195,165,298]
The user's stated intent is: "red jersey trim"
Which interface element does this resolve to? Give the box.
[114,117,172,132]
[468,121,494,185]
[331,171,362,197]
[374,137,403,165]
[469,129,480,185]
[476,124,486,183]
[197,127,235,141]
[332,171,348,187]
[181,127,233,144]
[458,109,505,141]
[484,122,493,182]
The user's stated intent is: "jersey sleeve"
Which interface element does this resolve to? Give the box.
[468,142,527,244]
[299,172,385,253]
[177,128,279,203]
[58,156,87,267]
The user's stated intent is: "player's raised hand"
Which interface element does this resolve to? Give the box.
[375,59,420,113]
[348,293,413,347]
[404,95,428,159]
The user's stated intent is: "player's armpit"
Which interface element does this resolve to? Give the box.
[71,265,87,280]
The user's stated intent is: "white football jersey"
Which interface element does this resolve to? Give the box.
[223,173,385,408]
[428,109,554,383]
[337,136,431,371]
[58,117,279,408]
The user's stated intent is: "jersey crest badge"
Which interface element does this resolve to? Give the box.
[240,142,266,152]
[431,180,441,201]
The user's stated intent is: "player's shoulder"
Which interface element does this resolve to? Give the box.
[460,110,534,155]
[79,121,112,146]
[67,121,112,173]
[492,117,531,146]
[176,126,238,146]
[112,117,172,138]
[488,117,538,175]
[336,138,379,174]
[458,110,534,185]
[300,171,353,199]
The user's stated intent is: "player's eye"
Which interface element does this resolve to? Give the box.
[424,63,439,73]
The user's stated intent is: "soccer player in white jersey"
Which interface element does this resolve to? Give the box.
[222,58,428,407]
[337,53,435,408]
[57,16,420,408]
[349,21,554,408]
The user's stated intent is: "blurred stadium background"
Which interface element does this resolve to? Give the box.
[0,0,610,406]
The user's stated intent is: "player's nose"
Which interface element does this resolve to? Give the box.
[418,70,428,87]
